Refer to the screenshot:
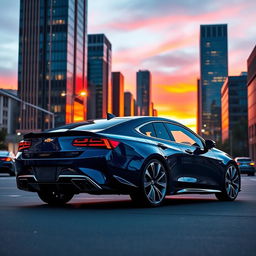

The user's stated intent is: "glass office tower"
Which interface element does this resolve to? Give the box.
[18,0,88,132]
[221,74,248,156]
[247,45,256,161]
[87,34,112,119]
[112,72,124,117]
[198,24,228,141]
[136,70,151,116]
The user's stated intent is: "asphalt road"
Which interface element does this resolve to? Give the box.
[0,175,256,256]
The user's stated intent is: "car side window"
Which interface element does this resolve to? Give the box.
[164,123,204,148]
[153,122,172,141]
[139,123,156,138]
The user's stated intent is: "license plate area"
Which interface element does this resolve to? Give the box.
[33,166,57,182]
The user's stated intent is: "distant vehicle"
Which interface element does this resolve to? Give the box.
[235,157,255,176]
[16,116,240,207]
[0,151,16,176]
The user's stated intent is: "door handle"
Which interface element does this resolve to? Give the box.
[157,143,168,150]
[185,149,193,154]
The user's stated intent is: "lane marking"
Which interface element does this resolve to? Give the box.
[250,178,256,181]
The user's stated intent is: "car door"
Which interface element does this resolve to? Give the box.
[164,122,222,190]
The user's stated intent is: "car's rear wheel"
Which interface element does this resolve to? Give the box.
[130,159,168,207]
[38,191,74,205]
[215,164,240,201]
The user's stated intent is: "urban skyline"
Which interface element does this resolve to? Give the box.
[0,0,256,131]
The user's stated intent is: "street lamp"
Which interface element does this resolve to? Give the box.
[60,91,87,97]
[60,91,87,123]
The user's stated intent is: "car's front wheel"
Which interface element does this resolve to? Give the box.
[38,191,74,205]
[215,164,240,201]
[130,159,168,207]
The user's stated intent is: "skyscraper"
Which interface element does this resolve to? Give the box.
[87,34,112,119]
[112,72,124,117]
[198,24,228,141]
[124,92,134,116]
[18,0,88,132]
[247,45,256,161]
[221,73,248,156]
[136,70,151,116]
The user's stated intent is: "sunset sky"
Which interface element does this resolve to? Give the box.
[0,0,256,130]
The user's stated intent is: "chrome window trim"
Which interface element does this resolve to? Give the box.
[135,120,205,148]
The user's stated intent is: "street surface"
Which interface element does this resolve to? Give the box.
[0,175,256,256]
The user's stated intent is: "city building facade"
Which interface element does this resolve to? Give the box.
[0,90,19,135]
[87,34,112,119]
[221,73,248,156]
[124,92,134,116]
[112,72,124,117]
[248,45,256,161]
[136,70,151,116]
[198,24,228,141]
[18,0,88,133]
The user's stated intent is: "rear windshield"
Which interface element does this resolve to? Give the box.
[72,118,129,131]
[0,151,8,157]
[237,158,252,162]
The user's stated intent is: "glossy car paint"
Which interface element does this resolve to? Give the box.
[16,117,238,197]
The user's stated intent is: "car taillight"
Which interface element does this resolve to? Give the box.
[237,162,240,165]
[250,162,255,166]
[72,137,120,149]
[0,157,12,161]
[18,141,32,151]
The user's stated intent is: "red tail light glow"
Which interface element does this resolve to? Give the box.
[0,157,12,161]
[72,138,120,149]
[18,141,32,151]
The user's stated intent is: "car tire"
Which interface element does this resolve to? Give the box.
[38,191,74,205]
[130,159,168,207]
[9,171,15,177]
[215,164,240,201]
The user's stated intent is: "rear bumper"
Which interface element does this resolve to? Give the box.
[238,167,255,174]
[17,174,104,194]
[0,162,14,173]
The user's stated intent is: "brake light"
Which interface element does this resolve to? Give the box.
[72,138,120,149]
[250,162,255,166]
[0,157,12,161]
[18,141,32,151]
[237,162,240,165]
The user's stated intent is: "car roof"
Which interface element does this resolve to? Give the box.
[48,116,181,133]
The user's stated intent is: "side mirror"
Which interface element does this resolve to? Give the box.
[205,140,216,150]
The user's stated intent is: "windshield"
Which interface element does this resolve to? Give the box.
[236,158,252,162]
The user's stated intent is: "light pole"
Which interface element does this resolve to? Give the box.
[61,91,87,122]
[0,89,55,129]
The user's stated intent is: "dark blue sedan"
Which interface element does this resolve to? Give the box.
[16,116,240,207]
[0,151,16,176]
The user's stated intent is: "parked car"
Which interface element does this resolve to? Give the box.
[0,151,16,176]
[16,116,240,207]
[235,157,255,176]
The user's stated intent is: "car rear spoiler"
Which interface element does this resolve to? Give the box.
[23,130,100,139]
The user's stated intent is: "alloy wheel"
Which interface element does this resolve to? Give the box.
[225,165,240,199]
[143,160,167,204]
